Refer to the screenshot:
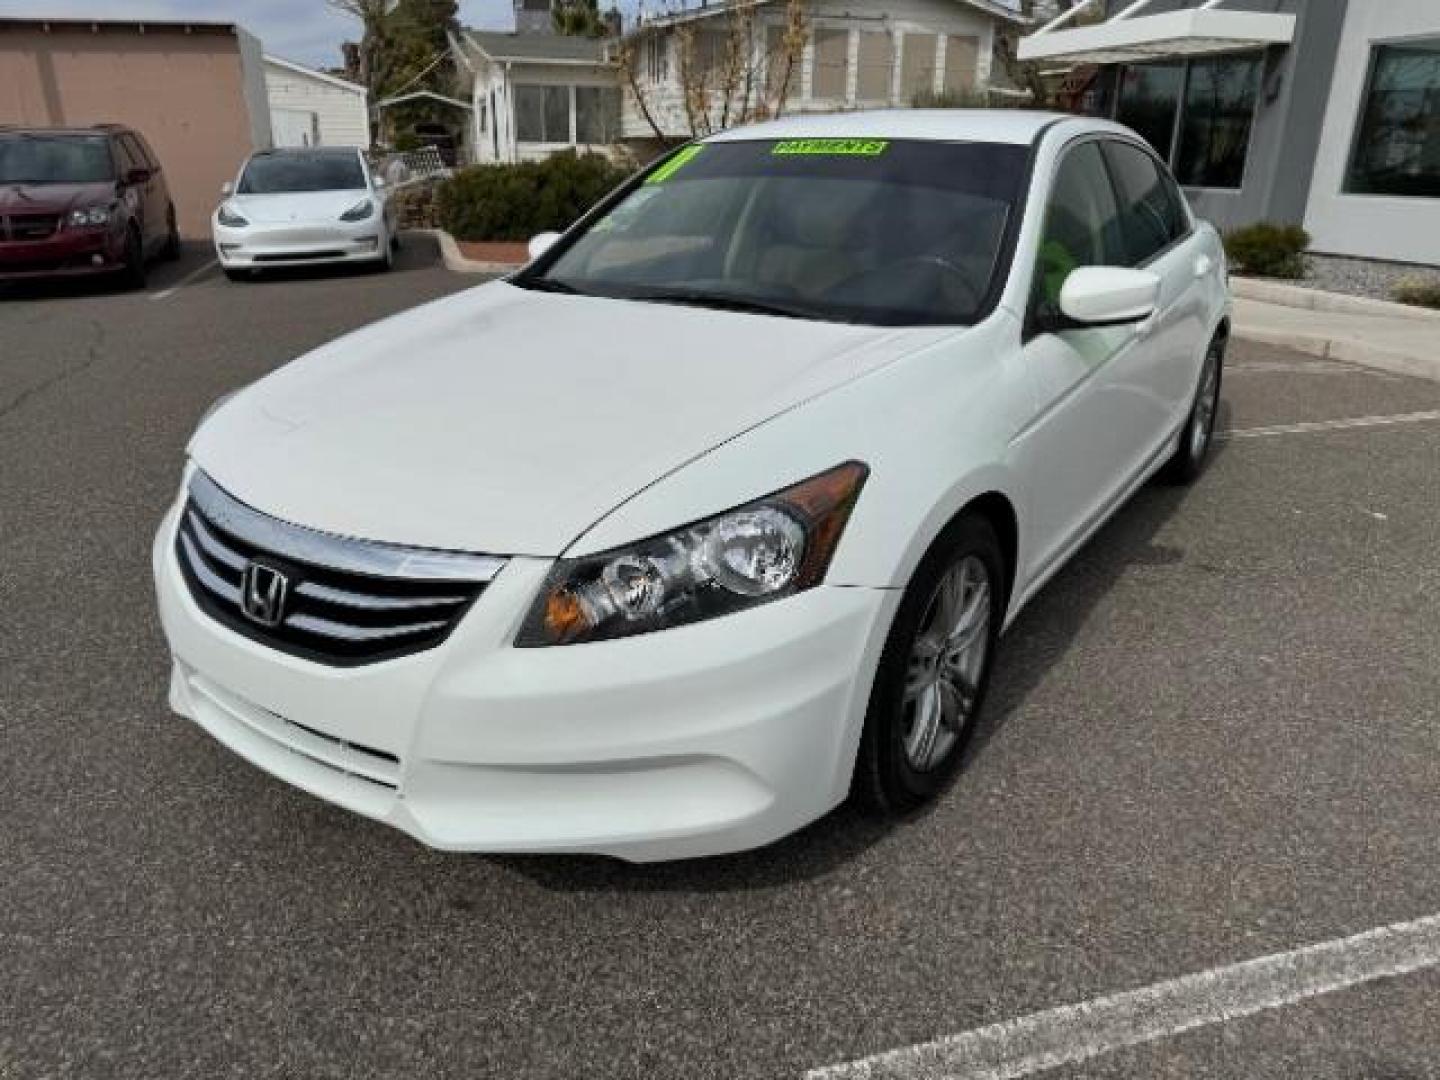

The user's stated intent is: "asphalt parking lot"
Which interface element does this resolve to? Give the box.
[3,236,1439,1080]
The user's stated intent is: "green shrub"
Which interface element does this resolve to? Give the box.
[1392,274,1440,309]
[437,152,630,242]
[1223,222,1311,279]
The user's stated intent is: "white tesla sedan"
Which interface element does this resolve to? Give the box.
[213,147,397,279]
[156,112,1229,861]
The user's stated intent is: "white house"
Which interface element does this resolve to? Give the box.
[453,29,621,164]
[264,54,371,150]
[624,0,1032,144]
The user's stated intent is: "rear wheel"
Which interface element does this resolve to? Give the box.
[1160,334,1225,485]
[854,512,1006,815]
[222,267,250,282]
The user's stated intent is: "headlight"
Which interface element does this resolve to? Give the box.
[217,202,249,228]
[516,462,868,647]
[340,198,375,222]
[68,206,111,227]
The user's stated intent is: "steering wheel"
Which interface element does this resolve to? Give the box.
[830,255,983,312]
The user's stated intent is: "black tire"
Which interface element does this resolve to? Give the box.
[118,226,147,290]
[161,206,182,262]
[222,267,249,282]
[1160,334,1226,485]
[854,512,1007,816]
[391,230,402,252]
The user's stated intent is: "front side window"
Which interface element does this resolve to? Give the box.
[523,138,1028,327]
[238,152,366,193]
[1035,141,1126,307]
[1175,54,1260,188]
[0,134,114,185]
[1346,41,1440,198]
[1102,140,1189,264]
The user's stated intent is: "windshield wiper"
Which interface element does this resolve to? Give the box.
[622,289,837,322]
[513,276,591,297]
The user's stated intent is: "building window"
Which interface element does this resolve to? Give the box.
[856,31,893,102]
[900,33,939,103]
[767,25,802,102]
[575,86,621,144]
[515,85,571,143]
[813,28,850,100]
[1116,61,1183,160]
[1114,54,1259,190]
[646,35,669,84]
[1175,54,1260,188]
[1346,41,1440,198]
[944,35,980,97]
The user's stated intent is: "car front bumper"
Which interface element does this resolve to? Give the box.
[0,225,123,280]
[213,219,385,269]
[152,500,893,861]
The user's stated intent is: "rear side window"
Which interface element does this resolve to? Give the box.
[1103,140,1189,264]
[115,136,145,175]
[1035,141,1126,305]
[126,133,158,170]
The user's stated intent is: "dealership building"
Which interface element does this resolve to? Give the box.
[1021,0,1440,266]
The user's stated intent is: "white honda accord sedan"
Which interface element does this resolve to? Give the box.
[213,147,397,279]
[156,112,1229,861]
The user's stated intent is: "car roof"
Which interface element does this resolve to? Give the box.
[703,109,1118,147]
[249,147,363,157]
[0,125,127,137]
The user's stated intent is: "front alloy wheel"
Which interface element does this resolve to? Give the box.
[1162,336,1224,484]
[855,512,1005,814]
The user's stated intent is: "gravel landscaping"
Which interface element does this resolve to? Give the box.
[1297,253,1440,303]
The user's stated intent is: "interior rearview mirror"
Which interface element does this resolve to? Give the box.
[528,232,562,262]
[221,180,235,198]
[1058,266,1161,327]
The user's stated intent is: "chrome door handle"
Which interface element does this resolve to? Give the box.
[1194,254,1214,279]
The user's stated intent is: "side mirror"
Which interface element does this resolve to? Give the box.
[1058,266,1161,327]
[221,180,235,198]
[528,232,562,261]
[126,167,153,185]
[373,175,388,191]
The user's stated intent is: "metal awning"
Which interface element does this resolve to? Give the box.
[1018,6,1295,65]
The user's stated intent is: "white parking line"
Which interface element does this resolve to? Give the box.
[149,258,218,301]
[1221,409,1440,440]
[807,912,1440,1080]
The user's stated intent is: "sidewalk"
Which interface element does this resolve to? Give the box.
[1232,293,1440,383]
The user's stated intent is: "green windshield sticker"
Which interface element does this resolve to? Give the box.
[772,138,890,157]
[645,145,706,185]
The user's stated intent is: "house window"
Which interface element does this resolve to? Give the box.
[767,25,802,102]
[1116,61,1183,160]
[576,87,621,144]
[1175,54,1260,188]
[515,85,571,143]
[646,34,669,83]
[1114,54,1259,190]
[944,35,980,97]
[900,33,939,103]
[1346,40,1440,198]
[813,28,850,100]
[856,31,893,102]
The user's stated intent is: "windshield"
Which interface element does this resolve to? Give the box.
[0,134,115,186]
[524,138,1028,326]
[238,152,366,194]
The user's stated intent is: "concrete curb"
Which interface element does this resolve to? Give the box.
[1232,276,1440,324]
[1235,326,1440,384]
[420,229,524,275]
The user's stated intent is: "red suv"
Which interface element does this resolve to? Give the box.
[0,124,180,288]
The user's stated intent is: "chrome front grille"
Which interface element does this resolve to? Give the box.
[175,470,505,667]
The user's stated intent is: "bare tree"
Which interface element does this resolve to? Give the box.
[620,0,810,145]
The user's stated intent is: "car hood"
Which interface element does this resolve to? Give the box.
[228,190,371,225]
[191,281,949,556]
[0,181,113,214]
